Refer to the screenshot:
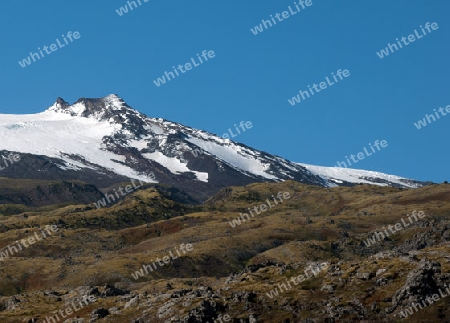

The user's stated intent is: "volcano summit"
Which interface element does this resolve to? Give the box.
[0,94,428,201]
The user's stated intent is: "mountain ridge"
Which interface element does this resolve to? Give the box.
[0,94,430,202]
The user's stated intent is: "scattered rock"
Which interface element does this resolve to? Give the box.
[90,307,109,321]
[101,284,128,297]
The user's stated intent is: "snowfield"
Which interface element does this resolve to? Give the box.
[0,94,424,188]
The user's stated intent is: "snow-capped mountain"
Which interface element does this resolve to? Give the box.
[0,94,428,201]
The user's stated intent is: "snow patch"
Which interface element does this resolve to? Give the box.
[142,151,208,182]
[298,163,419,188]
[0,111,155,183]
[186,137,277,180]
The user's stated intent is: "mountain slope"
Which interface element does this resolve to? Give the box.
[0,181,449,322]
[0,94,428,201]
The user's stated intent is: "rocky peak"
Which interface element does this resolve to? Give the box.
[47,94,135,120]
[54,97,70,109]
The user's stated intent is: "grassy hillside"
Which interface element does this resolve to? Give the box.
[0,181,449,322]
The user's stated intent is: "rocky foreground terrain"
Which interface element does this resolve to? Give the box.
[0,180,449,322]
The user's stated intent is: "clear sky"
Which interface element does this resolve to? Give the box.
[0,0,448,183]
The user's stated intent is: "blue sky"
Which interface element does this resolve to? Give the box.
[0,0,448,183]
